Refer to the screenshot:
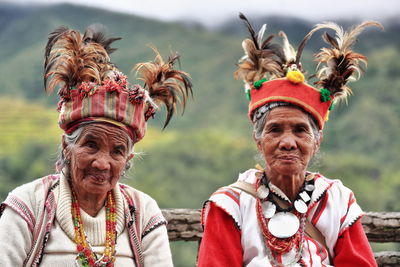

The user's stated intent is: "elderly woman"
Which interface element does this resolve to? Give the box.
[198,15,380,267]
[0,26,192,267]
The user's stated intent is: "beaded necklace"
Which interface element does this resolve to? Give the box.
[71,189,117,267]
[254,172,315,266]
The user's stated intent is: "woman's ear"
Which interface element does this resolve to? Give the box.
[315,130,323,152]
[127,153,134,161]
[62,135,67,150]
[253,132,262,151]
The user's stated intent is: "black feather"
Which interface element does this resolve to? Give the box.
[83,24,121,54]
[239,13,259,49]
[322,32,339,49]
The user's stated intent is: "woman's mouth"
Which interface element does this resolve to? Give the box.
[86,173,109,184]
[278,155,298,162]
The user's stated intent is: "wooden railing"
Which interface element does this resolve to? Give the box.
[162,209,400,267]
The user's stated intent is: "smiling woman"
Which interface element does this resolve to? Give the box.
[0,24,192,267]
[65,124,134,216]
[198,14,381,266]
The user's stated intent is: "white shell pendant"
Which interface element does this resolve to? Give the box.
[268,212,300,238]
[294,199,308,214]
[262,201,276,218]
[257,184,269,199]
[299,191,311,203]
[305,184,315,191]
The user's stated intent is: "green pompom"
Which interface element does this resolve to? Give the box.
[246,88,251,101]
[320,88,331,102]
[329,102,334,111]
[253,78,267,89]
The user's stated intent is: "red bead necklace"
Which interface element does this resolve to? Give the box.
[254,172,307,265]
[71,190,117,267]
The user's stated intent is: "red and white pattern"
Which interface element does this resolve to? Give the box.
[200,169,375,267]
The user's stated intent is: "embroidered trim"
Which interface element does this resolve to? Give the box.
[202,200,241,231]
[142,220,167,239]
[120,186,144,267]
[31,178,59,266]
[3,195,36,233]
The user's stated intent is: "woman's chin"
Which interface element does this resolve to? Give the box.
[273,164,305,176]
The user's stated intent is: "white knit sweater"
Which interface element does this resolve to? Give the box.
[0,174,173,266]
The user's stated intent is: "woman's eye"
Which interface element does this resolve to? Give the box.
[85,141,97,148]
[268,127,280,133]
[113,148,125,156]
[294,127,307,133]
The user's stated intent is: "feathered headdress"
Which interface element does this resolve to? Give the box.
[134,46,192,128]
[235,14,382,129]
[44,25,193,142]
[305,21,383,102]
[234,13,285,86]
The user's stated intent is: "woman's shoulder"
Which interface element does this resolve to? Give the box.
[1,174,60,227]
[312,172,354,194]
[5,174,59,204]
[237,168,259,184]
[311,172,360,212]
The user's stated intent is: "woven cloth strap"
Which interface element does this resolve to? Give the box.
[229,180,331,260]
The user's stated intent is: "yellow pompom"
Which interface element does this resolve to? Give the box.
[324,110,330,121]
[286,70,305,84]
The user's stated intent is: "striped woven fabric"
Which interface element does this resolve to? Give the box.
[58,78,149,143]
[248,78,333,130]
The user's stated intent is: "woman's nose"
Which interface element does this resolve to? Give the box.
[91,153,111,170]
[278,133,297,150]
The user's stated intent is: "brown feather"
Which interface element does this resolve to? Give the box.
[235,14,286,85]
[44,27,113,96]
[83,24,121,54]
[308,21,383,102]
[134,47,193,129]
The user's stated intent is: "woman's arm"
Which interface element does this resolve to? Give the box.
[333,219,377,267]
[141,223,173,267]
[198,202,243,267]
[0,207,32,265]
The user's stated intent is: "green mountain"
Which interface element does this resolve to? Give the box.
[1,3,399,264]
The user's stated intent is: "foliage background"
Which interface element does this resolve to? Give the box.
[0,3,399,266]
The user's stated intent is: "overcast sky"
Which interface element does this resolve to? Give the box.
[5,0,400,27]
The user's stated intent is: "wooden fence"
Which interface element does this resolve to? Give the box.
[162,209,400,267]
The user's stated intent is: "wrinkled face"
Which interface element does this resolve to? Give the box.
[256,107,321,177]
[64,123,133,198]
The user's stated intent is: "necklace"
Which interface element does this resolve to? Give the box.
[71,190,117,267]
[254,172,315,266]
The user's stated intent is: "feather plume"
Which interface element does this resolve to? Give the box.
[235,13,285,85]
[308,21,383,101]
[279,31,297,66]
[44,26,118,96]
[134,47,193,128]
[82,24,121,54]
